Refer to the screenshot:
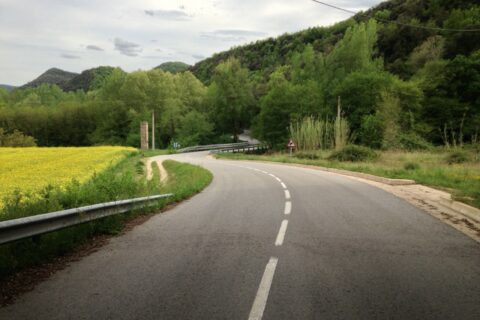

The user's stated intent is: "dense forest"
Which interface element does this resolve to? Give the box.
[0,0,479,150]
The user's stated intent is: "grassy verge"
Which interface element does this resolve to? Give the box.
[0,153,212,279]
[139,149,176,157]
[216,150,480,209]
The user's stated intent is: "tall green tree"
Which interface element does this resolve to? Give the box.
[208,57,254,141]
[254,69,295,148]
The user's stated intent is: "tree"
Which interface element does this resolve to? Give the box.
[253,69,295,148]
[208,57,254,141]
[177,111,213,147]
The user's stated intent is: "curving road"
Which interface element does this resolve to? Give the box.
[1,152,479,319]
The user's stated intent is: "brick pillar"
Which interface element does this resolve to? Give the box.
[140,121,149,150]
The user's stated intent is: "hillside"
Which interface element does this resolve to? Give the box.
[155,61,190,74]
[0,84,16,91]
[191,0,480,83]
[60,66,116,92]
[21,68,79,89]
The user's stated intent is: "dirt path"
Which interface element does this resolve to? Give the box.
[145,159,168,184]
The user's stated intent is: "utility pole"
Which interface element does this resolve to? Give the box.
[337,96,341,118]
[151,110,155,150]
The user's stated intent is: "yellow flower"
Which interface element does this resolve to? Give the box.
[0,146,136,207]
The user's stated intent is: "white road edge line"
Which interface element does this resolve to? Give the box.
[281,182,287,189]
[248,257,279,320]
[275,220,289,246]
[275,177,282,182]
[284,190,291,200]
[284,201,292,215]
[269,173,276,178]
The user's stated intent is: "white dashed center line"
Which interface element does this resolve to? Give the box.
[275,219,289,246]
[248,257,278,320]
[284,201,292,215]
[232,164,293,319]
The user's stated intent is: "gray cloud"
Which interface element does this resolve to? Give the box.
[200,29,267,42]
[114,38,142,57]
[192,54,205,60]
[144,9,191,21]
[60,53,80,59]
[86,45,104,51]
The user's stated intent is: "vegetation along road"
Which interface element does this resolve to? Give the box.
[1,152,479,319]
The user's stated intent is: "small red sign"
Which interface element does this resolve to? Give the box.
[287,139,296,148]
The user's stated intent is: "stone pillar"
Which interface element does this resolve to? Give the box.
[140,121,149,150]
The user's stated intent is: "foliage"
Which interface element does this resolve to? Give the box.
[328,145,378,162]
[155,62,191,74]
[208,57,255,142]
[0,129,36,147]
[294,151,319,160]
[0,69,210,148]
[289,117,333,151]
[177,111,213,147]
[446,150,470,164]
[359,114,384,149]
[403,161,420,170]
[398,132,432,151]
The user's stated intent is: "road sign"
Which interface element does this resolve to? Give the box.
[287,139,296,148]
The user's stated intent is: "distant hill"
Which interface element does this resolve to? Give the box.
[191,0,480,83]
[21,68,79,89]
[60,66,116,92]
[155,62,190,74]
[0,84,16,91]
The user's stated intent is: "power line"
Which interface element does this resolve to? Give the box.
[311,0,480,32]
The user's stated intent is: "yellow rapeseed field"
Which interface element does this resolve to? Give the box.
[0,147,136,206]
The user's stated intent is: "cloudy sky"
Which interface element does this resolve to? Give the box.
[0,0,382,86]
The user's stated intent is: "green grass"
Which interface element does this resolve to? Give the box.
[216,149,480,209]
[139,149,176,157]
[0,153,212,279]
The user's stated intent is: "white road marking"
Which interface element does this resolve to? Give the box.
[281,182,287,189]
[248,257,278,320]
[275,177,282,182]
[275,219,289,246]
[284,201,292,215]
[284,190,291,200]
[269,173,276,178]
[261,170,268,174]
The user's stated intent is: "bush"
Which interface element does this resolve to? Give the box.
[328,145,378,162]
[398,133,432,151]
[0,128,37,147]
[446,150,470,164]
[404,161,420,170]
[295,151,319,160]
[359,114,384,149]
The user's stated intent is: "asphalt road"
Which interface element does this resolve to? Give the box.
[1,152,479,320]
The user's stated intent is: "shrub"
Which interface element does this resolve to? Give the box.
[404,162,420,170]
[398,133,432,151]
[446,150,470,164]
[0,128,37,147]
[359,114,384,149]
[295,151,319,160]
[328,145,378,162]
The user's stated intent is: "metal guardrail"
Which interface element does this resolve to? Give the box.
[177,142,252,153]
[211,143,269,154]
[0,194,173,245]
